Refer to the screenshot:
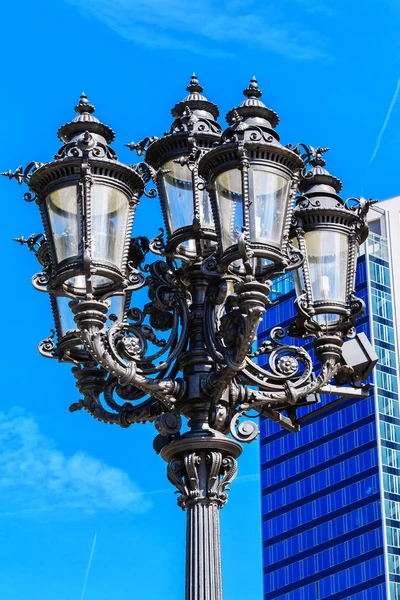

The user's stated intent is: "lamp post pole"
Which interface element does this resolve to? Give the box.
[4,75,375,600]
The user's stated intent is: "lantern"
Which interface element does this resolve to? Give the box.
[290,148,370,335]
[144,74,221,258]
[198,77,304,279]
[27,93,145,298]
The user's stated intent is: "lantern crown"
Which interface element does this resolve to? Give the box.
[171,73,220,121]
[146,74,221,170]
[57,93,115,144]
[298,147,342,198]
[225,76,280,131]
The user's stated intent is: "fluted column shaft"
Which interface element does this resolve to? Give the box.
[186,502,222,600]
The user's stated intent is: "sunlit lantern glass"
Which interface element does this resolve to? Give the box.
[162,160,213,234]
[56,296,77,337]
[46,185,79,263]
[215,169,243,251]
[249,169,290,246]
[305,230,348,303]
[91,184,130,267]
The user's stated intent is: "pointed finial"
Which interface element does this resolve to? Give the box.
[309,146,330,167]
[75,92,95,115]
[243,76,262,99]
[186,73,204,94]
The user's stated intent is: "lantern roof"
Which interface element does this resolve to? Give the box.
[57,93,115,144]
[171,73,220,120]
[298,147,343,196]
[226,76,280,128]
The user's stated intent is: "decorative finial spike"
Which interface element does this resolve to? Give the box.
[75,92,95,115]
[309,146,330,168]
[186,73,204,94]
[243,76,262,99]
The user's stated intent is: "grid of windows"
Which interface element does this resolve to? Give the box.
[384,473,400,496]
[266,530,383,592]
[262,422,376,487]
[264,502,381,566]
[388,553,400,574]
[379,396,400,419]
[263,448,378,513]
[261,397,376,463]
[263,474,380,538]
[269,558,385,600]
[386,499,400,521]
[382,447,400,470]
[381,422,400,445]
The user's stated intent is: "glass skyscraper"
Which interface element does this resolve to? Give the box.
[259,201,400,599]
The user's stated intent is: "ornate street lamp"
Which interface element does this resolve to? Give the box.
[5,78,375,600]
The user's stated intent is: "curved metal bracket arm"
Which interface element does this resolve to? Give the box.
[73,301,185,410]
[69,390,165,427]
[237,357,340,410]
[204,279,271,401]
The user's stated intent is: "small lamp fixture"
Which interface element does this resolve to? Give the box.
[290,148,371,336]
[198,77,304,279]
[25,93,146,298]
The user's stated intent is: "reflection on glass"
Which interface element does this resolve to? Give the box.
[305,230,348,303]
[249,169,290,245]
[162,160,213,234]
[46,186,79,263]
[64,274,114,296]
[56,296,77,337]
[91,185,129,268]
[293,268,305,298]
[108,295,124,321]
[215,169,243,250]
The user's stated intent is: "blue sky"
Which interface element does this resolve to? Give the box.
[0,1,399,599]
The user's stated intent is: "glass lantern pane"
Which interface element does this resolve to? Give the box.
[162,160,214,235]
[305,230,348,303]
[249,169,290,246]
[162,160,193,232]
[215,169,243,250]
[46,186,79,263]
[56,296,76,337]
[91,185,130,269]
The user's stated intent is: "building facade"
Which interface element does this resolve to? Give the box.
[259,201,400,599]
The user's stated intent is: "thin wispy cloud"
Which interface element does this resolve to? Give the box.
[368,77,400,165]
[0,409,151,517]
[65,0,330,61]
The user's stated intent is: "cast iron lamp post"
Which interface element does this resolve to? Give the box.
[4,75,375,600]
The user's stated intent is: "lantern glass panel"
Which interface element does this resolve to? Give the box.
[91,185,130,268]
[46,185,79,263]
[305,230,348,303]
[162,160,213,234]
[56,296,76,337]
[249,169,290,246]
[215,169,243,251]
